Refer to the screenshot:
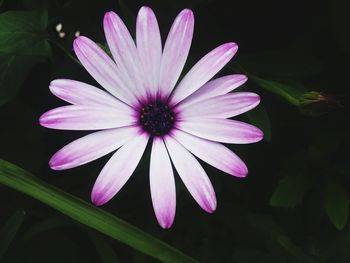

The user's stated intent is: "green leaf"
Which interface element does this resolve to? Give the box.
[0,54,39,106]
[270,176,313,208]
[0,10,50,56]
[324,181,349,230]
[0,159,197,263]
[246,103,272,142]
[88,231,121,263]
[0,210,26,259]
[250,76,304,106]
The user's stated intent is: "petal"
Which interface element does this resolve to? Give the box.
[177,118,264,144]
[91,132,149,206]
[179,74,247,107]
[73,36,136,105]
[171,129,248,177]
[104,12,146,100]
[150,137,176,228]
[164,136,216,213]
[170,43,238,105]
[39,105,136,130]
[136,6,162,97]
[49,126,137,170]
[159,9,194,98]
[49,79,131,111]
[177,92,260,119]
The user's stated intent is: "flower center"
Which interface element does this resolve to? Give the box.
[139,100,175,136]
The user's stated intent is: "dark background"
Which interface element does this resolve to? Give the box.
[0,0,349,262]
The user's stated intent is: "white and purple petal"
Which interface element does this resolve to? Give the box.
[73,36,136,105]
[39,105,135,130]
[178,74,247,107]
[49,79,130,111]
[158,9,194,98]
[91,132,149,206]
[136,6,162,97]
[170,43,238,105]
[49,126,136,170]
[171,129,248,177]
[164,136,216,213]
[177,92,260,119]
[150,137,176,229]
[104,11,146,100]
[177,118,264,144]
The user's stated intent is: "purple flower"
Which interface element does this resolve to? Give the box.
[39,7,263,228]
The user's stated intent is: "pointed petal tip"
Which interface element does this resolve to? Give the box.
[48,84,59,95]
[256,128,265,142]
[139,5,153,13]
[232,165,248,178]
[73,36,92,50]
[48,153,67,171]
[234,74,248,84]
[48,157,59,170]
[158,217,174,229]
[225,42,238,55]
[38,112,49,127]
[103,11,117,23]
[254,94,261,106]
[203,200,217,214]
[180,8,194,16]
[91,191,108,206]
[176,9,194,24]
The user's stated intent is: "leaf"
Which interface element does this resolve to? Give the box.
[0,10,51,56]
[250,76,304,106]
[324,181,349,230]
[0,54,39,106]
[270,176,313,208]
[88,231,121,263]
[0,210,26,259]
[0,159,197,263]
[246,103,272,142]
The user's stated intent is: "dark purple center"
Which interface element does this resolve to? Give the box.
[139,100,175,136]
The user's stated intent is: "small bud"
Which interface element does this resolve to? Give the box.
[55,23,63,32]
[58,32,66,38]
[299,91,342,116]
[75,31,80,37]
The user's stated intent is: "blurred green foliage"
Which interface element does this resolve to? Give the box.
[0,0,349,262]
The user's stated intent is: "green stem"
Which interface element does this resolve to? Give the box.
[0,159,198,263]
[229,62,301,106]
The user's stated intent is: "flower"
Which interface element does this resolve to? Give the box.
[39,6,263,228]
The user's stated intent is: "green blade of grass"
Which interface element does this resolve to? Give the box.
[0,159,198,263]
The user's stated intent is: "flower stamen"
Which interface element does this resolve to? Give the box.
[139,100,175,136]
